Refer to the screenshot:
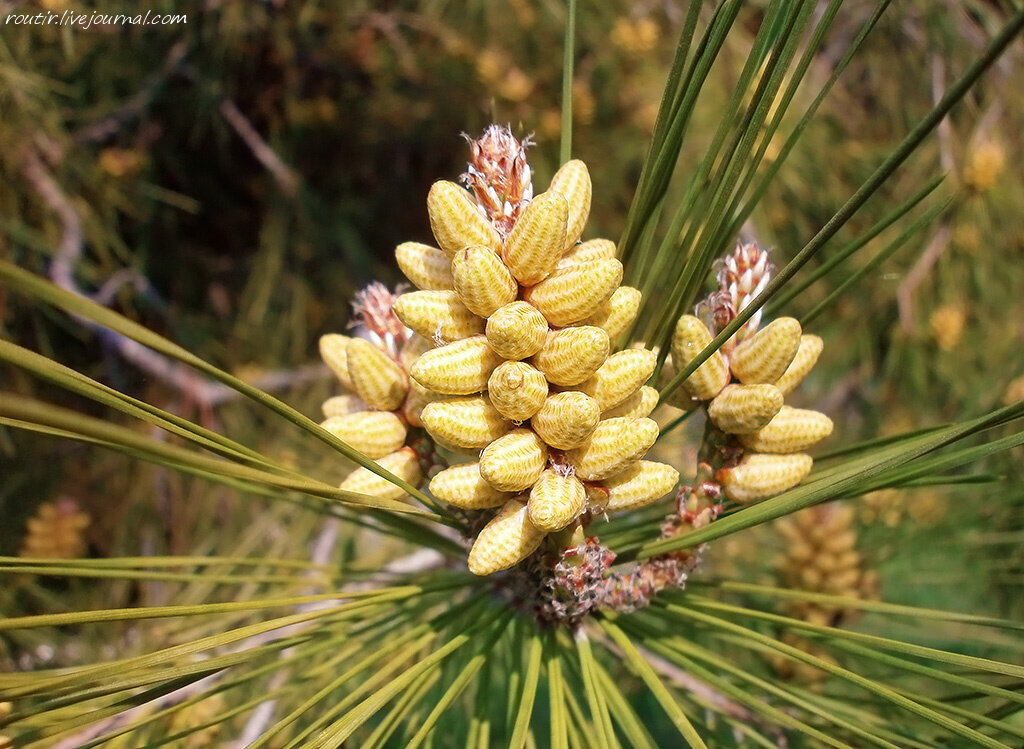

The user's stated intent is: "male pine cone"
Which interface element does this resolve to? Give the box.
[392,128,678,576]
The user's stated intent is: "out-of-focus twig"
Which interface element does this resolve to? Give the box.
[19,145,327,409]
[897,224,951,333]
[72,41,189,145]
[218,100,300,198]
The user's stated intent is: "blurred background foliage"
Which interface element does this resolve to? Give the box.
[1,0,1023,740]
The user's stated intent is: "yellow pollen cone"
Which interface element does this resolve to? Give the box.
[395,241,454,290]
[479,428,548,492]
[420,396,509,449]
[739,406,833,453]
[548,159,592,249]
[339,447,423,502]
[599,461,679,512]
[427,180,501,256]
[346,338,408,411]
[524,258,623,327]
[531,391,601,450]
[503,190,569,285]
[602,385,659,419]
[670,315,729,401]
[319,334,356,391]
[532,326,610,386]
[320,411,407,458]
[468,499,546,576]
[578,348,657,411]
[527,469,587,532]
[582,286,641,341]
[429,462,511,510]
[452,245,518,317]
[567,417,659,481]
[717,452,813,503]
[775,334,824,395]
[559,238,616,268]
[730,317,802,384]
[707,384,784,435]
[488,361,549,422]
[485,301,549,360]
[392,290,485,343]
[410,336,503,395]
[321,394,368,419]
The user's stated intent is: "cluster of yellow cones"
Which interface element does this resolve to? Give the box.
[316,128,834,579]
[669,294,832,504]
[390,141,678,576]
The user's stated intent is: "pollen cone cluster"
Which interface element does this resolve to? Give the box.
[19,498,90,559]
[319,283,427,501]
[666,243,832,503]
[394,126,677,575]
[773,503,880,628]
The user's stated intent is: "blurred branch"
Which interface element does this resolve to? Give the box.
[897,224,952,333]
[218,100,300,198]
[18,145,326,410]
[72,41,189,145]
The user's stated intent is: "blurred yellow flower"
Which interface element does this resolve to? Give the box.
[929,303,966,351]
[98,147,146,179]
[20,498,90,559]
[963,140,1005,193]
[611,17,660,56]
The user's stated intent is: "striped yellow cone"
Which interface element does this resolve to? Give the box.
[321,394,368,419]
[658,357,701,410]
[531,326,610,387]
[718,452,813,503]
[468,499,546,576]
[395,241,453,290]
[319,334,356,391]
[531,391,602,450]
[427,180,501,256]
[559,238,616,268]
[524,258,623,327]
[401,379,437,428]
[578,348,658,411]
[602,385,659,419]
[739,406,833,453]
[670,315,730,401]
[730,317,802,384]
[320,411,407,459]
[566,417,659,481]
[485,301,549,360]
[707,384,784,435]
[452,245,518,317]
[503,191,569,285]
[339,447,423,502]
[346,338,408,411]
[488,361,549,422]
[548,159,592,249]
[775,334,824,395]
[582,286,641,341]
[399,333,434,371]
[420,396,509,450]
[429,463,510,510]
[392,290,485,342]
[410,336,503,395]
[599,461,680,512]
[527,469,587,532]
[479,428,548,492]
